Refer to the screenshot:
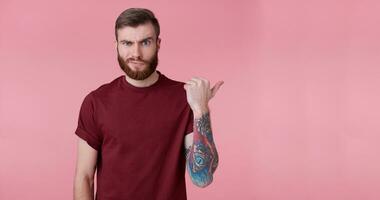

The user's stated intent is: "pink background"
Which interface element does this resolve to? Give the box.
[1,0,379,200]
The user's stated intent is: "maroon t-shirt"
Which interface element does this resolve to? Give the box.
[75,70,194,200]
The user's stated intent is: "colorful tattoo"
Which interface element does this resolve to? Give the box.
[186,112,219,187]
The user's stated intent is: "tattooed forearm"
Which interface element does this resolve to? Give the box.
[186,112,219,188]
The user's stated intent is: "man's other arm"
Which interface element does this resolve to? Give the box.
[184,111,219,188]
[74,138,98,200]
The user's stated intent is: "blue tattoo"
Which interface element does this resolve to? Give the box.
[186,112,218,188]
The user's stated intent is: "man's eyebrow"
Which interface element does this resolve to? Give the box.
[120,36,154,43]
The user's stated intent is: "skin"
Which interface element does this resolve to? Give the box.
[185,112,218,187]
[115,22,161,86]
[184,77,224,187]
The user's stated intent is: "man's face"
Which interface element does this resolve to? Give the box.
[116,22,161,80]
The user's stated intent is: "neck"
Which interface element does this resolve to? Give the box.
[124,71,159,88]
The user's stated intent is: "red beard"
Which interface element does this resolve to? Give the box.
[117,49,159,80]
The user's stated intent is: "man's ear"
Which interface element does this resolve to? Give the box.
[156,37,161,50]
[114,40,118,49]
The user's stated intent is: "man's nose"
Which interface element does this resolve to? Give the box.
[131,43,142,58]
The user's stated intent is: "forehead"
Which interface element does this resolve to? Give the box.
[117,22,156,41]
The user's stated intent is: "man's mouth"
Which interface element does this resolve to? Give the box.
[129,61,144,65]
[129,61,146,69]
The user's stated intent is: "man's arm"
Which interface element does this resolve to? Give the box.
[184,110,219,188]
[74,138,98,200]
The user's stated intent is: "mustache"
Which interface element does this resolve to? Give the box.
[127,58,148,63]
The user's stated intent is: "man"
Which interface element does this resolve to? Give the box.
[73,8,223,200]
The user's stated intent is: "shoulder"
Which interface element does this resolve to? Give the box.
[79,76,123,105]
[164,74,185,86]
[90,75,123,98]
[160,73,190,107]
[162,74,187,93]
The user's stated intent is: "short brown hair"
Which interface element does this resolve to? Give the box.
[115,8,160,41]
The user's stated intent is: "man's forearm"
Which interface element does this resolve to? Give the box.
[186,110,219,188]
[74,176,94,200]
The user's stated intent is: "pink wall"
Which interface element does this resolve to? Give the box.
[1,0,379,200]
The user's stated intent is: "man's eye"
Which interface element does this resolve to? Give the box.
[142,40,151,46]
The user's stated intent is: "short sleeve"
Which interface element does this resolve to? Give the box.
[185,106,194,135]
[75,92,103,151]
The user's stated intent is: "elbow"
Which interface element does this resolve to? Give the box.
[186,152,218,188]
[195,179,213,188]
[190,174,214,188]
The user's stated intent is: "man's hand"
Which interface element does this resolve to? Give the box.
[183,76,223,188]
[184,77,224,117]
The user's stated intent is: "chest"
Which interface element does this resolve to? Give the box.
[96,93,187,152]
